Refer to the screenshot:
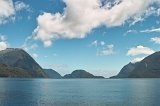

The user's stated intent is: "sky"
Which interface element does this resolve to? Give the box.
[0,0,160,78]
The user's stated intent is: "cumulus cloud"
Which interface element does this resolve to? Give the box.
[0,0,31,24]
[32,53,38,58]
[0,0,15,24]
[14,1,30,12]
[90,40,114,56]
[131,57,145,63]
[0,35,9,51]
[34,0,160,47]
[21,35,39,52]
[127,45,155,56]
[0,42,8,51]
[97,44,114,56]
[151,37,160,44]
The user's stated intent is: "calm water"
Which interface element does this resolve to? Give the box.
[0,78,159,106]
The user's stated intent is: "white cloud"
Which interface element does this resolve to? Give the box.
[14,1,30,11]
[0,0,15,24]
[145,6,160,16]
[90,40,106,47]
[130,16,144,26]
[131,57,145,63]
[23,43,38,51]
[145,7,157,17]
[32,53,38,58]
[100,41,105,46]
[157,8,160,16]
[21,36,38,51]
[44,40,52,47]
[91,40,98,47]
[123,30,137,36]
[127,45,155,56]
[0,42,8,51]
[0,35,9,51]
[90,40,114,56]
[97,44,114,56]
[30,44,38,49]
[141,27,160,33]
[151,37,160,44]
[0,35,6,41]
[34,0,160,47]
[0,0,30,24]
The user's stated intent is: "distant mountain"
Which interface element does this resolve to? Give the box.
[129,51,160,78]
[111,51,160,78]
[0,48,47,78]
[43,69,62,79]
[63,70,104,78]
[110,62,139,78]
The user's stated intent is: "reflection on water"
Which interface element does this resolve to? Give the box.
[0,78,159,106]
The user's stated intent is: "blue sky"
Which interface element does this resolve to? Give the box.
[0,0,160,77]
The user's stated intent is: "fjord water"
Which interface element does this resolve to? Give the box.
[0,79,159,106]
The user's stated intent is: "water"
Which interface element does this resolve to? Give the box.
[0,78,159,106]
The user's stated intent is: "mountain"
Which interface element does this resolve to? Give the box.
[0,64,31,77]
[63,70,104,78]
[110,62,139,78]
[111,51,160,78]
[0,48,47,78]
[43,69,62,79]
[129,51,160,78]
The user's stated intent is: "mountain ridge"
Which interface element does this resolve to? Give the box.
[129,51,160,78]
[111,51,160,78]
[0,48,47,78]
[43,69,62,79]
